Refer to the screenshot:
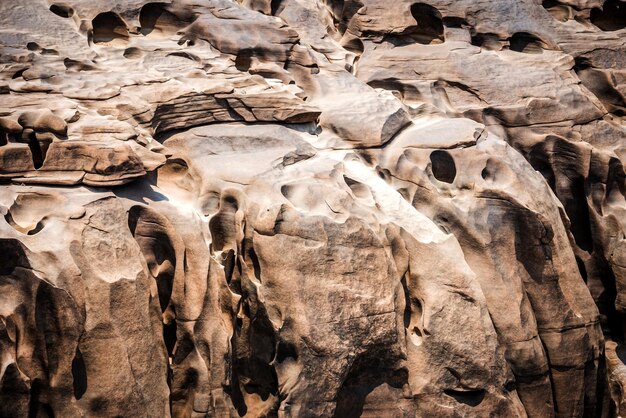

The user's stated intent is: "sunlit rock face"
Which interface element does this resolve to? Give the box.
[0,0,625,417]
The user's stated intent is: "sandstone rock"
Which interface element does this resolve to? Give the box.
[0,0,624,417]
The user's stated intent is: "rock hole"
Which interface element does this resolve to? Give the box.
[123,47,143,59]
[442,16,468,28]
[40,48,59,56]
[401,275,411,329]
[139,3,167,35]
[27,132,47,170]
[27,220,45,235]
[270,0,284,15]
[573,56,592,73]
[444,389,486,406]
[409,3,444,44]
[49,3,74,18]
[590,0,626,31]
[470,32,502,50]
[333,357,408,418]
[91,12,129,45]
[235,50,253,72]
[481,166,490,180]
[481,158,504,183]
[4,201,45,235]
[410,326,423,346]
[378,167,391,181]
[167,51,200,61]
[509,32,546,53]
[430,150,456,183]
[542,0,571,21]
[542,0,561,7]
[607,157,626,207]
[176,37,194,46]
[163,320,177,359]
[367,78,418,102]
[208,193,240,253]
[402,275,426,347]
[408,296,425,346]
[411,297,423,321]
[71,347,87,400]
[12,69,26,79]
[63,58,96,71]
[139,3,193,36]
[275,340,298,363]
[26,42,40,51]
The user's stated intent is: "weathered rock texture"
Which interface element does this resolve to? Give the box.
[0,0,624,417]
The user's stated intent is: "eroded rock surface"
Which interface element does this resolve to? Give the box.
[0,0,624,417]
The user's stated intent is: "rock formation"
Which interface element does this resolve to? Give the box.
[0,0,624,416]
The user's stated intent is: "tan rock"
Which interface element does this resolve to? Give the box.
[0,0,624,417]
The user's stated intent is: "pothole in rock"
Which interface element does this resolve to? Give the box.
[541,0,572,22]
[92,12,129,46]
[409,3,444,44]
[49,3,75,18]
[26,132,49,170]
[4,211,45,235]
[508,32,548,54]
[139,2,196,36]
[590,0,626,31]
[3,193,71,235]
[430,150,456,183]
[384,3,446,46]
[470,32,503,50]
[4,196,50,235]
[444,388,487,407]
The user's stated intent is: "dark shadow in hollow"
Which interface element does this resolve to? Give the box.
[430,150,456,183]
[27,132,48,170]
[71,347,87,400]
[92,12,128,44]
[409,3,444,44]
[590,0,626,31]
[333,359,408,418]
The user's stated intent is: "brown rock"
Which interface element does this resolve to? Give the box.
[0,0,624,417]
